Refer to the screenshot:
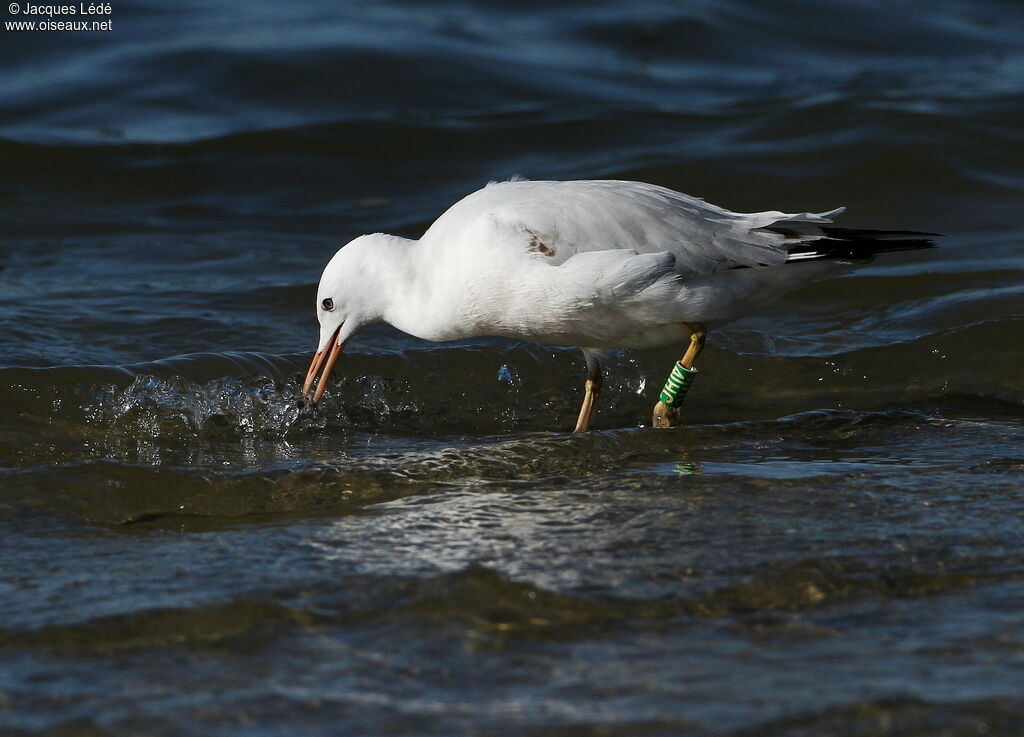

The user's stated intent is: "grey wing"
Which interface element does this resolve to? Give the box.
[440,179,844,276]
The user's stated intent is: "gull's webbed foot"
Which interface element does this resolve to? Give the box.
[651,401,680,428]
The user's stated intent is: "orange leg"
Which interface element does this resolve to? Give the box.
[573,367,602,433]
[652,322,707,428]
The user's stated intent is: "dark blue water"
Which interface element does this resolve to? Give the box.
[2,1,1024,735]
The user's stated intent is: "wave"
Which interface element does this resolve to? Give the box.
[4,0,1022,144]
[6,547,1023,653]
[4,403,1021,527]
[3,315,1021,451]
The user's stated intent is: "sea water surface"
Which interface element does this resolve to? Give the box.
[2,0,1024,735]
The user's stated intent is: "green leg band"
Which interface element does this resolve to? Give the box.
[659,362,697,408]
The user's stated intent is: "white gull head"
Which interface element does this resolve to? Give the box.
[314,234,392,351]
[303,233,412,404]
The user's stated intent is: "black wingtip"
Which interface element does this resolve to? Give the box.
[820,226,944,240]
[783,226,940,263]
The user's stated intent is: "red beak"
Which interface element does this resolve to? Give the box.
[301,325,344,405]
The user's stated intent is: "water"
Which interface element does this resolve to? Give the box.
[2,0,1023,734]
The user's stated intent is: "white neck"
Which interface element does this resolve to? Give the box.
[356,235,455,341]
[349,231,543,343]
[370,233,510,342]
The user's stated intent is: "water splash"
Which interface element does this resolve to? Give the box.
[84,374,308,438]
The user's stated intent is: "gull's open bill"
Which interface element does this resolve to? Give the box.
[301,325,343,405]
[300,179,937,428]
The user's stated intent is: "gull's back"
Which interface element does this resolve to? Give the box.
[420,179,844,277]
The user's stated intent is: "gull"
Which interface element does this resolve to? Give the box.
[301,179,934,431]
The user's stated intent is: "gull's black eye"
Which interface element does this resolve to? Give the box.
[321,297,334,311]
